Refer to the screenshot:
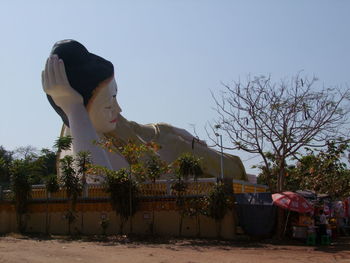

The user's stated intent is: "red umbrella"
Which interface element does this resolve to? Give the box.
[272,191,313,213]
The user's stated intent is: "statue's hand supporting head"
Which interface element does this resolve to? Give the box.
[42,40,122,133]
[42,55,84,114]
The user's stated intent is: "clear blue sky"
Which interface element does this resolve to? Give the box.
[0,0,349,174]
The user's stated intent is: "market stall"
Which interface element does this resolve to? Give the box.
[272,191,314,239]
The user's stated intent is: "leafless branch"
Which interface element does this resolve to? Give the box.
[209,74,350,191]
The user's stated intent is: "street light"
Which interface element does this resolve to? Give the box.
[214,125,224,181]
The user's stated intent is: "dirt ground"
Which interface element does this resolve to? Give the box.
[0,234,350,263]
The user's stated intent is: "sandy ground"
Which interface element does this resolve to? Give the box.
[0,235,350,263]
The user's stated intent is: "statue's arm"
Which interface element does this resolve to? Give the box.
[42,55,112,169]
[170,125,207,146]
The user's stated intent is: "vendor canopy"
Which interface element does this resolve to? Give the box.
[272,191,313,213]
[296,190,330,203]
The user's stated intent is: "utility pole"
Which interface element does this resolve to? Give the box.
[214,125,224,181]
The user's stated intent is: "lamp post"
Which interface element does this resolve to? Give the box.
[214,125,224,181]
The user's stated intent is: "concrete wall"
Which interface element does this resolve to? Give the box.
[0,200,236,238]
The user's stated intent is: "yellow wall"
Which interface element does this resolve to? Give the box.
[0,180,268,237]
[0,200,236,238]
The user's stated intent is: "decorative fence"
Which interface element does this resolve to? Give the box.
[0,178,268,202]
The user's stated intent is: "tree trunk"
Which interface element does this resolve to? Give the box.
[216,220,222,239]
[129,216,133,234]
[119,215,124,235]
[231,201,237,238]
[45,195,49,235]
[196,214,201,238]
[151,206,155,236]
[179,213,183,237]
[129,166,133,234]
[195,180,201,237]
[275,160,286,239]
[16,213,22,233]
[81,211,84,234]
[275,207,285,239]
[68,219,71,236]
[222,178,237,237]
[277,160,286,192]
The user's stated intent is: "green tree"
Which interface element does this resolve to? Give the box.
[44,174,59,235]
[172,153,203,236]
[1,145,56,187]
[54,135,73,181]
[90,166,139,234]
[75,151,92,192]
[119,141,147,233]
[0,146,13,187]
[60,155,82,235]
[177,153,203,237]
[10,160,32,233]
[177,153,203,182]
[28,148,57,184]
[145,152,168,235]
[75,151,92,233]
[255,152,299,192]
[54,135,73,153]
[289,141,350,199]
[202,182,230,238]
[96,138,148,233]
[171,172,187,237]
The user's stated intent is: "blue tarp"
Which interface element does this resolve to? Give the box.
[235,193,276,236]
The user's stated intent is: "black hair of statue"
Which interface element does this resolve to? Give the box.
[46,39,114,127]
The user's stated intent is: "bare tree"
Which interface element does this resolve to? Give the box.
[14,146,38,160]
[210,74,350,192]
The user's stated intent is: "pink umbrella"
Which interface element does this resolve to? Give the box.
[272,191,313,213]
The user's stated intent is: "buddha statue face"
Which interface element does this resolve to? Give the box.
[46,40,118,130]
[87,77,122,133]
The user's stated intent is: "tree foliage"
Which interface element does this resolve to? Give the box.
[44,174,59,235]
[290,141,350,199]
[145,154,168,183]
[45,174,60,194]
[171,153,203,236]
[174,153,203,181]
[0,146,13,186]
[75,151,92,186]
[211,74,350,191]
[95,138,169,183]
[0,145,57,186]
[59,155,83,235]
[60,155,82,206]
[54,135,73,153]
[104,168,139,220]
[202,182,230,221]
[10,159,32,233]
[28,148,57,184]
[201,182,231,238]
[90,166,139,234]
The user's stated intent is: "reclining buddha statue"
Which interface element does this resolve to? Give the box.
[42,40,247,183]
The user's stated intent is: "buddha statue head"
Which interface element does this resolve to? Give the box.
[47,39,122,133]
